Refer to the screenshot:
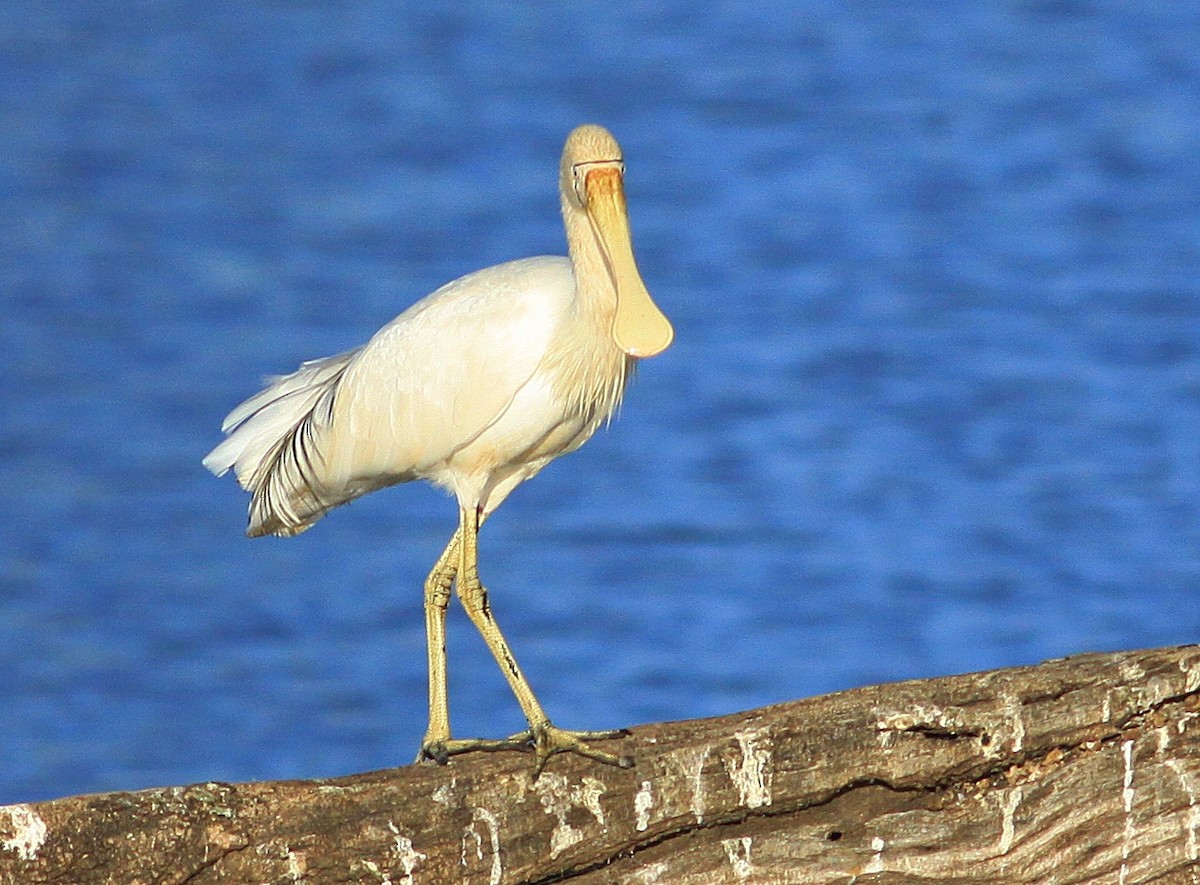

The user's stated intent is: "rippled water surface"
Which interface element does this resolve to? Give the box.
[3,3,1200,802]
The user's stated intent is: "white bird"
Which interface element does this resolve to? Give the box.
[204,124,673,771]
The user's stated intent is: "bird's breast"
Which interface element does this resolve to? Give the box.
[434,333,631,511]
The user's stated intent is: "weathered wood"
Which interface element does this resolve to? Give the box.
[2,645,1198,884]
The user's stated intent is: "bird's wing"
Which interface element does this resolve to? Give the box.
[322,256,576,492]
[204,255,574,536]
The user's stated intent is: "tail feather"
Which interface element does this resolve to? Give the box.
[204,349,359,536]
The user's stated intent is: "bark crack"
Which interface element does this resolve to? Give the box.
[173,839,250,885]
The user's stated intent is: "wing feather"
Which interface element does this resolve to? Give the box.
[203,256,575,536]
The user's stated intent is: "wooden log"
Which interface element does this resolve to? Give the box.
[2,645,1198,884]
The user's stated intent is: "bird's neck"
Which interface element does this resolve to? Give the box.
[561,198,619,334]
[552,195,634,424]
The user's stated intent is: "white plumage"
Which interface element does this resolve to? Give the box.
[205,125,672,770]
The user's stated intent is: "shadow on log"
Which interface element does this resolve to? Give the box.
[2,645,1198,884]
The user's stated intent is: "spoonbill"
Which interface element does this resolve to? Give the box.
[204,124,673,771]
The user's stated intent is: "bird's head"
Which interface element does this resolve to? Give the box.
[561,125,674,358]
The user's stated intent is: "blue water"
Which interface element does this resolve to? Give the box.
[3,3,1200,804]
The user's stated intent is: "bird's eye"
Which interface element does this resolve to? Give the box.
[571,165,587,204]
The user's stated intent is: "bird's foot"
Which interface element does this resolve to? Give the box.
[528,722,634,775]
[416,724,633,774]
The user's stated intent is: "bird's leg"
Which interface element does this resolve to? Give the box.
[416,528,460,763]
[453,505,633,773]
[416,524,527,764]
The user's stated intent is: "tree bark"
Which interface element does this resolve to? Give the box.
[2,645,1198,884]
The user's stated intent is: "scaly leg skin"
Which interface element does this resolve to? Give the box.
[417,527,471,764]
[446,505,633,774]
